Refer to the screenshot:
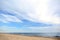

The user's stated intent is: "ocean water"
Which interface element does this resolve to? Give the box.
[9,33,60,37]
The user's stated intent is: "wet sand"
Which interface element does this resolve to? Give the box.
[0,34,60,40]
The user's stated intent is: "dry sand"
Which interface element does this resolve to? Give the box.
[0,34,60,40]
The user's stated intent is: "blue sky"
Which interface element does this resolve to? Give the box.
[0,0,60,33]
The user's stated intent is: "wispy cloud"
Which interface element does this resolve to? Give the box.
[0,26,29,33]
[27,25,60,33]
[0,14,22,23]
[0,24,60,33]
[1,0,60,24]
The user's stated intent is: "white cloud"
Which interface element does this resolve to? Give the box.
[27,25,60,33]
[0,26,27,33]
[0,24,60,33]
[0,14,22,23]
[1,0,60,24]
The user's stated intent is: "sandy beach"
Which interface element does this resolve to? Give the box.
[0,34,60,40]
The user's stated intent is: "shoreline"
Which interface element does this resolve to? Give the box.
[0,34,60,40]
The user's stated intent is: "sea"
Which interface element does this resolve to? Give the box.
[8,33,60,37]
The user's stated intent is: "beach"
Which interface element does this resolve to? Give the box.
[0,34,60,40]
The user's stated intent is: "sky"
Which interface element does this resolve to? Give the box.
[0,0,60,34]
